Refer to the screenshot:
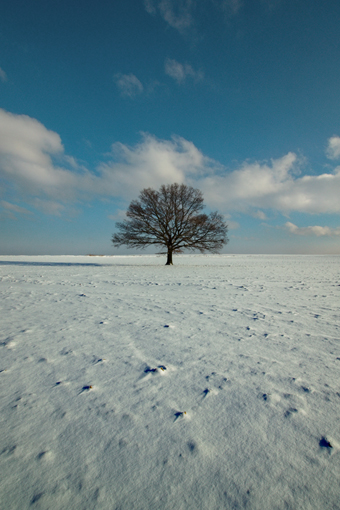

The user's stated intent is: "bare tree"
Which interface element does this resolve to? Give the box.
[112,183,228,265]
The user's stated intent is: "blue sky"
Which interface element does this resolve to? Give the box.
[1,0,340,255]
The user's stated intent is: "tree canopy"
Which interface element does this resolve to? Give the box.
[112,183,228,264]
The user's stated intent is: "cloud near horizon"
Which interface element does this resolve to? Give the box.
[285,222,340,237]
[1,109,340,222]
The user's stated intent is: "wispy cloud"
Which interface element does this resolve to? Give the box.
[1,200,32,215]
[1,108,340,219]
[252,210,267,220]
[326,135,340,160]
[145,0,243,33]
[0,200,33,219]
[285,222,340,237]
[0,67,7,82]
[217,0,243,15]
[114,73,144,97]
[32,198,66,216]
[144,0,194,33]
[165,58,204,83]
[144,0,157,14]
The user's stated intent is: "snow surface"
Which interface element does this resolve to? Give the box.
[0,254,339,510]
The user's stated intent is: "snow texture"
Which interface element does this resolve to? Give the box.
[0,254,339,509]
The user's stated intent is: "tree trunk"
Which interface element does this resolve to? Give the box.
[165,249,173,265]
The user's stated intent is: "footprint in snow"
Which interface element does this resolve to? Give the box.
[92,357,106,364]
[257,392,281,405]
[202,387,219,399]
[318,436,340,453]
[80,385,94,393]
[31,493,44,505]
[205,372,229,390]
[1,339,16,349]
[281,392,307,417]
[289,377,314,394]
[174,411,189,422]
[284,407,299,418]
[37,450,53,462]
[319,437,332,449]
[144,365,167,374]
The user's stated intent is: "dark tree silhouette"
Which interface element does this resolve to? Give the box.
[112,183,228,265]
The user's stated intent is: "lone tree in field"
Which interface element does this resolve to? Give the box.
[112,183,228,265]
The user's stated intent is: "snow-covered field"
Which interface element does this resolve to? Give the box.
[0,254,339,510]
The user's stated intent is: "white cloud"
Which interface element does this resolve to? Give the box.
[145,0,243,33]
[32,198,66,216]
[252,210,267,220]
[97,133,209,199]
[1,200,32,215]
[285,222,340,237]
[0,109,73,195]
[200,154,340,214]
[165,58,203,83]
[227,220,240,230]
[0,109,95,203]
[114,73,144,97]
[2,108,340,219]
[0,110,210,209]
[144,0,194,32]
[326,135,340,160]
[0,67,7,82]
[0,200,33,219]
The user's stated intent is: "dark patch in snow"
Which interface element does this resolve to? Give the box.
[187,441,197,453]
[144,366,157,373]
[37,451,48,460]
[31,493,44,505]
[144,365,166,373]
[93,357,105,364]
[81,385,93,392]
[60,348,72,355]
[284,408,298,418]
[1,445,16,456]
[319,437,332,449]
[0,337,13,347]
[174,411,186,421]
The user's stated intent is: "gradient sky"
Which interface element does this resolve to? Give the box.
[1,0,340,255]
